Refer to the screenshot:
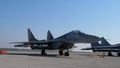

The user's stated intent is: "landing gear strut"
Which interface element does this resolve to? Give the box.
[41,49,47,55]
[117,52,120,56]
[108,52,113,56]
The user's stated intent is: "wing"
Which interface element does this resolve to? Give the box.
[81,46,119,50]
[10,41,48,44]
[92,46,118,48]
[10,40,49,47]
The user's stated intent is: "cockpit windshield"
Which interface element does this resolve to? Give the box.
[72,30,81,33]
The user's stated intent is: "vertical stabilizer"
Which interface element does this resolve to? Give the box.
[101,37,110,46]
[47,30,54,41]
[28,28,38,41]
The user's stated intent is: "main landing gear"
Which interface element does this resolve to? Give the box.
[64,51,69,56]
[41,49,47,55]
[59,49,70,56]
[59,50,63,55]
[108,52,113,56]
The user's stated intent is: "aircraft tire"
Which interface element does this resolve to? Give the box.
[64,52,69,56]
[108,52,113,56]
[59,50,63,55]
[117,52,120,56]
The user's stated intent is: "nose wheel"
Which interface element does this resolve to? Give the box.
[117,52,120,56]
[108,52,113,56]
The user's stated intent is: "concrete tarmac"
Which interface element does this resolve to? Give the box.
[0,50,120,68]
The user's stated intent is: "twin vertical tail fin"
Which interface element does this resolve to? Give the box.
[28,29,54,41]
[28,28,38,41]
[47,30,54,41]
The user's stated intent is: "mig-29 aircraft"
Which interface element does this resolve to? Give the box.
[11,29,101,56]
[82,37,120,56]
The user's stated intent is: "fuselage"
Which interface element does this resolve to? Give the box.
[46,30,101,50]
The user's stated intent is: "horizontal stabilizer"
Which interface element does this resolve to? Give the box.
[81,48,92,50]
[14,45,31,47]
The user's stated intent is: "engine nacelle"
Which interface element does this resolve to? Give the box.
[30,46,38,50]
[30,44,48,50]
[14,45,24,47]
[14,44,31,47]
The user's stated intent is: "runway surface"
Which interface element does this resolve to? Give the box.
[0,50,120,68]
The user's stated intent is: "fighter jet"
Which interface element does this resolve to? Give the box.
[11,29,101,56]
[81,37,120,56]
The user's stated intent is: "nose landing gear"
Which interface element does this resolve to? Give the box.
[108,52,113,56]
[117,52,120,56]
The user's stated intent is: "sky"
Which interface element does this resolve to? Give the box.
[0,0,120,51]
